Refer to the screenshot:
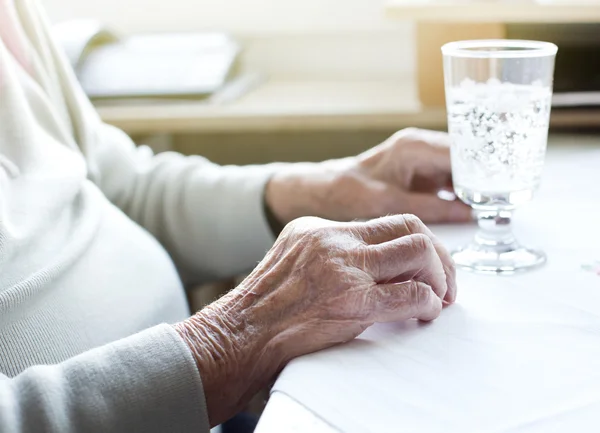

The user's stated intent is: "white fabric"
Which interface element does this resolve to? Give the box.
[1,0,279,430]
[273,138,600,433]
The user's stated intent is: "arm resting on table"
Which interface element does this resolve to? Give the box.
[0,325,209,433]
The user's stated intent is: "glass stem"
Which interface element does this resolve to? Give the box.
[474,210,517,250]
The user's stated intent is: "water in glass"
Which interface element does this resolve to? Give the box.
[447,78,552,211]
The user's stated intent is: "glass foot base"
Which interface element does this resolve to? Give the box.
[452,243,547,275]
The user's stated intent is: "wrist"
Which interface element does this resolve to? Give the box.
[264,158,355,225]
[264,162,319,225]
[173,290,284,426]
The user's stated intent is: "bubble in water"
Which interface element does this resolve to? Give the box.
[447,81,552,194]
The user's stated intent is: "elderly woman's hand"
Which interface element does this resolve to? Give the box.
[175,214,455,426]
[265,128,472,226]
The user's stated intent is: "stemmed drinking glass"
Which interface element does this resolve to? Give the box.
[442,40,558,274]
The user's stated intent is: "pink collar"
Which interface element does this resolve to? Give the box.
[0,0,33,75]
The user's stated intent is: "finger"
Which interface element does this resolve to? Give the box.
[350,214,457,303]
[368,280,443,323]
[362,233,448,300]
[410,171,453,194]
[399,128,452,148]
[402,214,458,304]
[404,130,455,192]
[398,192,472,224]
[350,214,420,245]
[418,141,452,174]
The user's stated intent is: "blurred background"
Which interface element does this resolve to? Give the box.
[43,0,600,166]
[46,0,416,164]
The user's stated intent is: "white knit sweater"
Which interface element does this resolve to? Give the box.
[0,0,279,431]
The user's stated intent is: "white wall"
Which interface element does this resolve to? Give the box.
[240,29,415,81]
[42,0,408,35]
[42,0,415,81]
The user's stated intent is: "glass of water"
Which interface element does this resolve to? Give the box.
[442,40,558,274]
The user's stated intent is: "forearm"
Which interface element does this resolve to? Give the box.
[174,287,285,427]
[264,158,358,225]
[0,325,208,433]
[93,124,289,283]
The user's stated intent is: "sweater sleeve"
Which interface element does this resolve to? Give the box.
[87,123,285,284]
[0,324,209,433]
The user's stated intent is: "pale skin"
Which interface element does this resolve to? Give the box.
[265,127,472,224]
[174,128,471,426]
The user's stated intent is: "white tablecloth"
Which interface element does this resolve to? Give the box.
[273,137,600,433]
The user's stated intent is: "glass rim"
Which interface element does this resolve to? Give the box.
[441,39,558,59]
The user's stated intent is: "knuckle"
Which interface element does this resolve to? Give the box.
[290,218,359,256]
[395,128,428,145]
[402,214,426,234]
[362,217,393,240]
[409,233,433,253]
[332,170,361,188]
[370,218,393,236]
[387,128,418,147]
[281,217,303,234]
[360,244,383,276]
[280,217,333,251]
[396,127,419,139]
[386,129,415,152]
[356,243,372,260]
[410,282,429,307]
[279,221,296,239]
[289,216,326,236]
[295,215,326,228]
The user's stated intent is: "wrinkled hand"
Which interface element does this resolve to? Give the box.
[175,214,456,426]
[266,128,472,225]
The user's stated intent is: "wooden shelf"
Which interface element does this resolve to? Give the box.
[386,0,600,23]
[386,2,600,108]
[95,80,600,135]
[96,80,442,134]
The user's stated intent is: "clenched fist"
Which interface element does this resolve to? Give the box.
[175,214,456,426]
